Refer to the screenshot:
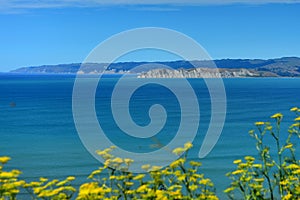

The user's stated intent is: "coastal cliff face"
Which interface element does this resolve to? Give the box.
[138,68,270,78]
[10,57,300,77]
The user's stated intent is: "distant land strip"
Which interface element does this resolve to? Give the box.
[10,57,300,78]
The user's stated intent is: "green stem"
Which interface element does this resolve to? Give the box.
[275,123,283,197]
[179,165,192,198]
[262,171,274,200]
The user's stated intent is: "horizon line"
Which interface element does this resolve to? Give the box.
[6,56,300,72]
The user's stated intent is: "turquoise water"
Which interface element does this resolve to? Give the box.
[1,74,300,198]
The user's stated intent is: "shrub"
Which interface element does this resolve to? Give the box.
[225,108,300,200]
[77,143,218,200]
[0,156,24,199]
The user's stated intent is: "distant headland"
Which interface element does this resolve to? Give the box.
[10,57,300,78]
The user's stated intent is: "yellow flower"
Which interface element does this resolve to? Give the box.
[155,190,167,200]
[295,116,300,121]
[169,185,182,191]
[178,175,186,181]
[170,160,179,169]
[79,182,98,193]
[266,126,273,130]
[56,180,68,187]
[233,159,242,164]
[280,180,288,185]
[93,187,105,195]
[282,193,292,200]
[57,193,67,199]
[284,144,293,149]
[169,190,182,198]
[291,123,300,127]
[170,158,185,168]
[290,107,298,112]
[288,176,298,181]
[64,186,76,192]
[12,180,25,187]
[115,175,126,180]
[249,183,263,190]
[88,169,102,179]
[255,122,265,126]
[139,164,150,171]
[184,142,193,150]
[271,113,283,119]
[295,186,300,194]
[189,176,197,182]
[24,182,41,188]
[253,164,262,169]
[174,170,182,177]
[266,162,275,167]
[104,159,111,166]
[136,184,147,193]
[0,156,10,164]
[244,156,255,162]
[125,182,134,186]
[207,195,219,200]
[172,147,185,155]
[254,178,264,182]
[39,177,48,182]
[190,161,202,167]
[124,158,134,165]
[150,166,162,171]
[66,176,75,181]
[125,190,134,195]
[293,169,300,175]
[224,187,234,193]
[133,174,145,180]
[232,170,243,175]
[239,163,248,168]
[0,171,17,178]
[199,178,210,185]
[189,184,198,191]
[112,157,123,163]
[286,164,300,170]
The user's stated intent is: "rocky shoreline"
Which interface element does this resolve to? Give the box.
[137,68,277,78]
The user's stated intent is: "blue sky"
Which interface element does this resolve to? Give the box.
[0,1,300,71]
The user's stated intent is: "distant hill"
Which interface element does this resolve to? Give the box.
[10,57,300,77]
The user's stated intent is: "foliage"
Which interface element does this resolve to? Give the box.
[0,156,24,200]
[0,143,217,200]
[77,143,218,200]
[225,107,300,200]
[1,108,300,199]
[24,176,76,200]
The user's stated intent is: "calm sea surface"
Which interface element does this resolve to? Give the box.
[0,74,300,198]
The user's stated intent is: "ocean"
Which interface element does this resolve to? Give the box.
[0,74,300,198]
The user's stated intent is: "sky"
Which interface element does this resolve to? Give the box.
[0,1,300,72]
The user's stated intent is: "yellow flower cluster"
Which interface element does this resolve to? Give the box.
[77,142,218,200]
[77,182,112,200]
[290,106,300,112]
[0,157,10,164]
[0,156,25,199]
[24,176,76,199]
[225,110,300,199]
[271,112,283,119]
[172,142,193,156]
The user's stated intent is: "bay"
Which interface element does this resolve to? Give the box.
[0,74,300,198]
